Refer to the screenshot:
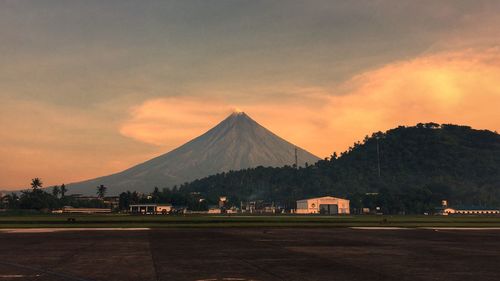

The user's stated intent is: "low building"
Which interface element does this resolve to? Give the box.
[208,206,222,214]
[225,207,238,214]
[129,204,172,215]
[240,201,277,214]
[441,207,500,215]
[172,205,187,214]
[68,194,100,201]
[104,196,120,209]
[62,206,112,214]
[437,200,499,215]
[296,196,350,214]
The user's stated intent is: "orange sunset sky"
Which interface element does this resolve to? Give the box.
[1,1,499,189]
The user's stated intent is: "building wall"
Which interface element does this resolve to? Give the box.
[208,208,221,214]
[156,205,172,213]
[296,197,350,214]
[62,207,111,213]
[130,204,172,214]
[444,208,500,215]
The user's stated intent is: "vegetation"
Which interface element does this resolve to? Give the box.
[97,184,107,199]
[1,214,500,228]
[136,123,499,214]
[60,184,67,198]
[117,188,209,211]
[1,179,108,211]
[30,178,43,190]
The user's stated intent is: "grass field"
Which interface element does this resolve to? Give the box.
[1,213,500,228]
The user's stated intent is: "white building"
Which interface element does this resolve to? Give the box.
[296,196,350,214]
[129,204,172,214]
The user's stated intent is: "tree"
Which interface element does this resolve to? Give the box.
[96,185,107,199]
[5,193,19,209]
[30,178,43,190]
[19,189,58,210]
[52,185,60,198]
[152,187,161,203]
[60,184,67,198]
[119,192,131,210]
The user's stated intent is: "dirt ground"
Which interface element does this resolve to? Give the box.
[0,228,499,281]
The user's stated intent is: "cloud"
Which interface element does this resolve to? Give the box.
[326,48,500,152]
[120,48,500,158]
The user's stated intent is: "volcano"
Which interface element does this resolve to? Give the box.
[68,112,320,195]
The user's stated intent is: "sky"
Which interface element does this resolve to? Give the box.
[1,0,500,189]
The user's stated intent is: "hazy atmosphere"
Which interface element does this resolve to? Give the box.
[1,0,500,189]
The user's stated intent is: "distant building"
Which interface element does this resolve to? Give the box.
[240,201,276,214]
[172,205,188,214]
[240,201,256,213]
[225,207,238,214]
[260,203,277,214]
[104,196,120,209]
[296,196,350,214]
[129,204,172,215]
[208,206,222,214]
[441,207,499,215]
[437,200,499,215]
[68,194,100,201]
[62,206,112,214]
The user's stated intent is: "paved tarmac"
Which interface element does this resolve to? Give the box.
[0,228,499,281]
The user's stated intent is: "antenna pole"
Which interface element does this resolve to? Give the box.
[294,146,298,169]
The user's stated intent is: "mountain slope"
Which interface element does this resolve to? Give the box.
[177,123,500,212]
[68,112,320,195]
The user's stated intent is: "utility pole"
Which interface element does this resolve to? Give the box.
[294,146,298,169]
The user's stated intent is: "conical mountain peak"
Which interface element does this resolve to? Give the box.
[231,107,245,114]
[68,112,320,195]
[226,110,251,121]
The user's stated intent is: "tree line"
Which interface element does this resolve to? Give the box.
[0,178,110,211]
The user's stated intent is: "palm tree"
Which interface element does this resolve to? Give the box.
[30,178,43,191]
[96,185,107,199]
[60,184,67,198]
[52,185,60,198]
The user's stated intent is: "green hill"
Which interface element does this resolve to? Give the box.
[177,123,500,214]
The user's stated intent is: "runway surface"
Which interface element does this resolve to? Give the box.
[0,228,499,281]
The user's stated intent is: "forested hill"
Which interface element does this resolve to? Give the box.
[177,123,500,214]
